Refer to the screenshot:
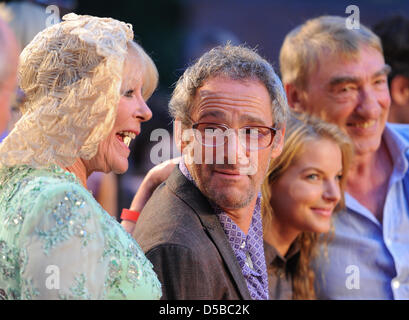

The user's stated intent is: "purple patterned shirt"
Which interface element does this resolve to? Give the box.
[179,160,269,300]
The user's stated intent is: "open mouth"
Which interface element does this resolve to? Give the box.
[116,131,137,148]
[347,120,376,129]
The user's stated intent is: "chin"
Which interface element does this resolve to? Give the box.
[210,190,255,210]
[313,223,331,234]
[112,162,128,174]
[353,140,380,156]
[114,167,128,175]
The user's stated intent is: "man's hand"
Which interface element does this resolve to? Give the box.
[121,219,137,234]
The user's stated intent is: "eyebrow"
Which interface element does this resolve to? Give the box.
[301,167,324,175]
[374,64,392,77]
[240,114,270,126]
[198,110,270,126]
[300,167,343,175]
[328,64,392,87]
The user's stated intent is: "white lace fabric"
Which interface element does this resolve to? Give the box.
[0,13,134,168]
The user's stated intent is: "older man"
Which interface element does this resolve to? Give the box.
[280,16,409,299]
[133,44,287,299]
[0,17,18,135]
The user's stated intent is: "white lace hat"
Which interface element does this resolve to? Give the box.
[0,14,139,168]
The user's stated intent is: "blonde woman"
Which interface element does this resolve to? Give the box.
[0,14,161,299]
[261,114,353,299]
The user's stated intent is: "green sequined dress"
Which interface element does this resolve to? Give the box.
[0,165,162,299]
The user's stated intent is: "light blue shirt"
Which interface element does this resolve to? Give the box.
[313,123,409,300]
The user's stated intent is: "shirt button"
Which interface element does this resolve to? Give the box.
[240,241,246,249]
[385,238,392,246]
[392,279,400,289]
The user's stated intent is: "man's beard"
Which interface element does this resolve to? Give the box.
[204,184,256,210]
[190,164,258,210]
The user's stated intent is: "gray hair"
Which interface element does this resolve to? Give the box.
[280,15,383,90]
[169,44,288,127]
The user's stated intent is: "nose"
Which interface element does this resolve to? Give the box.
[323,179,341,204]
[355,86,382,119]
[223,129,251,167]
[133,95,152,122]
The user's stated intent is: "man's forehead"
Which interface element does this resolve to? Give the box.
[196,88,264,101]
[198,75,262,90]
[195,76,269,100]
[306,47,386,83]
[195,107,266,121]
[190,88,272,124]
[194,83,269,107]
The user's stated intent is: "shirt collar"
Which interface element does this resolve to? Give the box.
[384,123,409,176]
[345,123,409,219]
[179,157,195,185]
[264,240,300,266]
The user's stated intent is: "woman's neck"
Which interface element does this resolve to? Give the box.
[65,158,90,188]
[264,215,300,257]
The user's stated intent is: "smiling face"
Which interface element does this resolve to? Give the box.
[269,138,343,234]
[84,52,153,174]
[184,76,284,211]
[299,46,391,156]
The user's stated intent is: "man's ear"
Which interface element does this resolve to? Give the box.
[390,75,409,107]
[173,119,182,153]
[285,83,306,113]
[271,125,286,159]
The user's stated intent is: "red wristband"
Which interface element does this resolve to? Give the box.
[121,209,140,222]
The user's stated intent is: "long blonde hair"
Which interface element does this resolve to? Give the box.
[261,113,353,299]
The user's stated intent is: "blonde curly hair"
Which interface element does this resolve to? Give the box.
[0,13,158,168]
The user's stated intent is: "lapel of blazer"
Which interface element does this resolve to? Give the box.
[166,167,252,300]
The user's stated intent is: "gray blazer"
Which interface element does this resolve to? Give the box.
[133,167,251,300]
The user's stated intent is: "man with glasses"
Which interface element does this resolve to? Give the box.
[132,44,288,300]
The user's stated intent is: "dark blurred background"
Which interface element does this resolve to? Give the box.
[3,0,409,217]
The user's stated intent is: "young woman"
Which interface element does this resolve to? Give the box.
[261,114,353,300]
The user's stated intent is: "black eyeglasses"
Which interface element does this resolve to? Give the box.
[191,122,277,151]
